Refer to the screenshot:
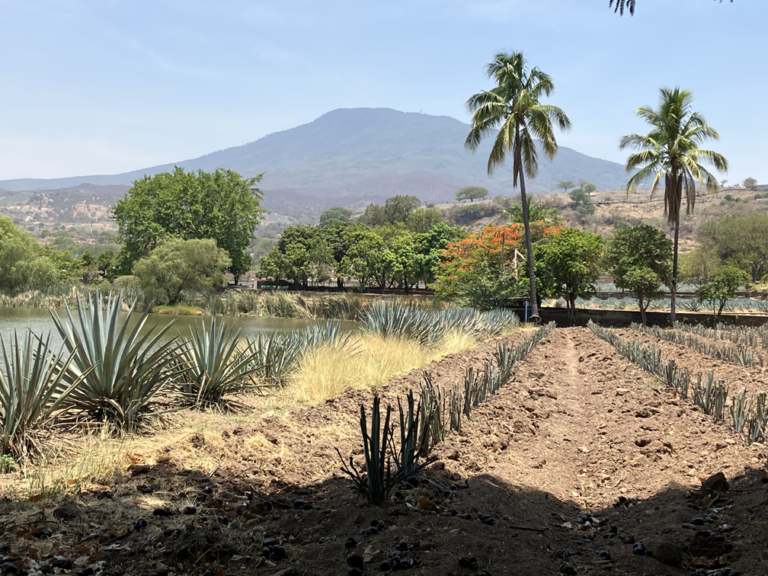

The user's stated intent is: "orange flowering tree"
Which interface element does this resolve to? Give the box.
[433,222,562,309]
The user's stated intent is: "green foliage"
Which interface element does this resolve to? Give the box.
[504,195,560,224]
[678,248,720,287]
[0,454,15,473]
[359,203,388,227]
[743,177,758,190]
[133,238,231,306]
[605,225,672,324]
[384,195,421,224]
[446,202,499,226]
[406,207,444,233]
[50,292,181,428]
[697,265,751,317]
[259,225,333,287]
[0,331,84,456]
[176,317,263,405]
[583,183,597,193]
[568,188,591,205]
[698,214,768,282]
[412,222,466,285]
[112,167,264,279]
[455,186,489,203]
[0,216,58,294]
[556,180,575,192]
[319,206,352,226]
[537,228,603,322]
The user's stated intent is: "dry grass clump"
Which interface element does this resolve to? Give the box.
[288,330,479,404]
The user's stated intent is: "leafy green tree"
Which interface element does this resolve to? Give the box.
[455,186,490,203]
[697,265,750,318]
[583,183,597,193]
[621,87,728,323]
[112,167,264,282]
[96,250,118,281]
[0,216,58,294]
[359,203,388,227]
[605,225,673,325]
[697,214,768,282]
[384,195,421,224]
[259,225,333,287]
[340,226,387,287]
[465,51,571,321]
[504,195,560,224]
[132,238,231,306]
[319,206,352,226]
[678,248,720,287]
[557,180,575,192]
[537,228,603,323]
[406,207,444,233]
[743,177,758,190]
[413,222,466,286]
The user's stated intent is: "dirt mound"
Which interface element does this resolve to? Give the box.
[1,328,766,575]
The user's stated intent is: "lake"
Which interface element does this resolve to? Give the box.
[0,307,357,348]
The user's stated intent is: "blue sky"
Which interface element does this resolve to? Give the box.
[1,0,765,183]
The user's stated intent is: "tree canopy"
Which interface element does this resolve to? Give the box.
[0,216,58,294]
[319,206,352,226]
[455,186,489,203]
[132,238,232,306]
[112,167,264,281]
[697,265,750,317]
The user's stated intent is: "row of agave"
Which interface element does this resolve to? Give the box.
[0,292,350,458]
[588,321,767,445]
[674,322,768,351]
[631,323,763,368]
[338,322,555,505]
[359,301,520,344]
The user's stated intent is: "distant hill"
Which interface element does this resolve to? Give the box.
[0,108,630,204]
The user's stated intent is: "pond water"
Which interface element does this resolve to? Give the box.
[0,307,357,349]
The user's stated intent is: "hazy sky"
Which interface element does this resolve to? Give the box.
[1,0,765,183]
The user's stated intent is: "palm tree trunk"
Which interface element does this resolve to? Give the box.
[671,209,680,324]
[518,164,540,321]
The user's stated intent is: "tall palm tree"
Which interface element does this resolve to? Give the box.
[621,87,728,323]
[465,52,570,320]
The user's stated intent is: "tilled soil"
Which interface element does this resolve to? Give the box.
[2,328,768,576]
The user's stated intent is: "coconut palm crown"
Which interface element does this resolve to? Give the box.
[465,51,570,319]
[620,87,728,322]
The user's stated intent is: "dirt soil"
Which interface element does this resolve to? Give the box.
[2,328,768,576]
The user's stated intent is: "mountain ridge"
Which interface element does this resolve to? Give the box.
[0,108,630,203]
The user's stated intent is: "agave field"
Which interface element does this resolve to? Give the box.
[548,295,768,315]
[1,302,768,575]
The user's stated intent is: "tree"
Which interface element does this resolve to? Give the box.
[537,228,603,324]
[743,177,758,190]
[319,206,352,226]
[0,216,58,294]
[697,265,750,318]
[384,195,421,224]
[112,167,264,282]
[621,87,728,323]
[413,222,466,286]
[359,203,388,227]
[259,225,333,287]
[96,250,118,281]
[455,186,490,203]
[465,51,571,321]
[605,225,673,325]
[132,238,231,306]
[678,248,720,287]
[340,226,387,288]
[568,188,591,205]
[697,214,768,282]
[504,195,560,224]
[583,183,597,193]
[610,0,732,16]
[556,180,575,193]
[406,207,444,234]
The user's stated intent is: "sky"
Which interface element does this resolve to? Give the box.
[0,0,765,183]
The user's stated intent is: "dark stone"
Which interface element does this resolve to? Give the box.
[153,508,174,517]
[183,506,197,515]
[0,562,18,575]
[292,498,312,510]
[346,553,364,569]
[379,560,392,571]
[458,557,478,569]
[139,485,153,494]
[347,569,363,576]
[458,513,472,520]
[130,465,151,476]
[559,567,577,576]
[53,501,80,521]
[395,540,409,551]
[643,539,683,567]
[174,529,235,561]
[52,558,74,569]
[263,538,280,547]
[33,528,52,539]
[133,518,148,531]
[480,515,495,525]
[344,537,357,549]
[632,542,646,555]
[597,550,611,560]
[263,544,286,560]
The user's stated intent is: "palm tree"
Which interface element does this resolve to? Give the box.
[620,87,728,323]
[465,52,570,320]
[610,0,732,16]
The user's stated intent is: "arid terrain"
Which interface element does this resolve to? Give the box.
[1,326,767,575]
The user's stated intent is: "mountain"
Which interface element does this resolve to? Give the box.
[0,108,630,204]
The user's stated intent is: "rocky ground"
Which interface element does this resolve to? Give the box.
[1,328,767,576]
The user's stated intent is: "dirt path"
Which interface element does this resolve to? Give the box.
[2,328,768,575]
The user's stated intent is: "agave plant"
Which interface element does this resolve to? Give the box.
[0,331,88,456]
[360,301,436,344]
[246,333,303,384]
[176,317,263,405]
[50,292,180,428]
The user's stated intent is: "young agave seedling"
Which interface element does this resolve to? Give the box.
[450,386,463,433]
[730,389,750,434]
